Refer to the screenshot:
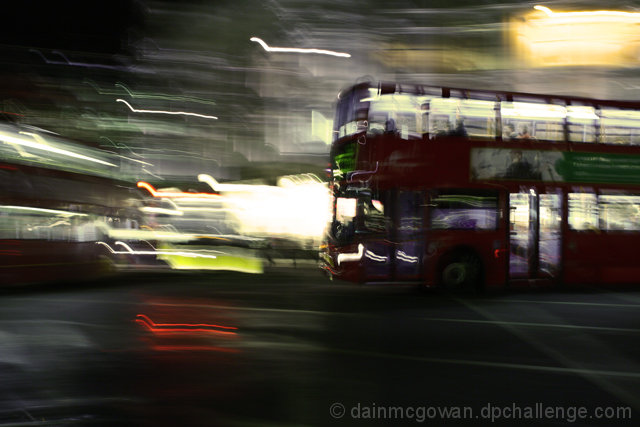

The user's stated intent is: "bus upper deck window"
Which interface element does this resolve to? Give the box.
[600,108,640,145]
[501,101,565,142]
[429,98,494,139]
[567,106,598,143]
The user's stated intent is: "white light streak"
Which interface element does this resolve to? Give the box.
[0,205,88,217]
[365,249,388,263]
[396,250,419,263]
[249,37,351,58]
[139,206,184,216]
[533,5,554,17]
[32,220,71,229]
[198,173,266,192]
[116,99,218,120]
[0,131,117,167]
[115,241,135,253]
[117,155,154,167]
[97,241,219,259]
[337,244,364,266]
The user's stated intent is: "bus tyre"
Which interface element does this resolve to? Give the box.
[440,253,482,293]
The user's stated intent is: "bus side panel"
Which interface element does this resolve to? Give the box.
[362,240,394,281]
[600,234,640,283]
[0,240,108,285]
[564,231,640,285]
[323,242,363,283]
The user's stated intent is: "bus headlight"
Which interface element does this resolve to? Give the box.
[337,243,364,265]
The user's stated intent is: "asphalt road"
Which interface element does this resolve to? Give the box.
[0,266,639,426]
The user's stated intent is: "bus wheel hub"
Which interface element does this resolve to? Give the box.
[443,262,467,286]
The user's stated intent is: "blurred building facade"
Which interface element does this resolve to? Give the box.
[2,0,640,181]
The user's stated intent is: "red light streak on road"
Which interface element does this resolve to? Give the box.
[137,181,221,199]
[151,345,240,353]
[135,314,238,336]
[0,250,22,256]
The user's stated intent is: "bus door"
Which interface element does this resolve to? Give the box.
[509,189,562,282]
[359,189,425,282]
[538,192,562,280]
[360,189,394,281]
[393,190,425,281]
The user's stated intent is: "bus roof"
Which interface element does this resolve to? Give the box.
[341,80,640,110]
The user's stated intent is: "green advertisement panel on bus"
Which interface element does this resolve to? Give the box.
[333,141,357,176]
[471,148,640,185]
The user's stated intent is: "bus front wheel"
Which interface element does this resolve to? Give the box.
[440,252,482,292]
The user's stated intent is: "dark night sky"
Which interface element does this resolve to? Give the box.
[1,1,142,55]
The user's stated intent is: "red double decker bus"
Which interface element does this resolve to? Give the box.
[321,81,640,290]
[0,123,142,285]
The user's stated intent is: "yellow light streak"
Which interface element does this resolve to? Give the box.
[513,6,640,67]
[533,5,640,21]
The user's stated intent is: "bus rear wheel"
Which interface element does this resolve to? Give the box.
[440,253,482,293]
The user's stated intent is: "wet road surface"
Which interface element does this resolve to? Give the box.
[0,267,639,426]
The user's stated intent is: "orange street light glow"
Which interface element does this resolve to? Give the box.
[137,181,221,199]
